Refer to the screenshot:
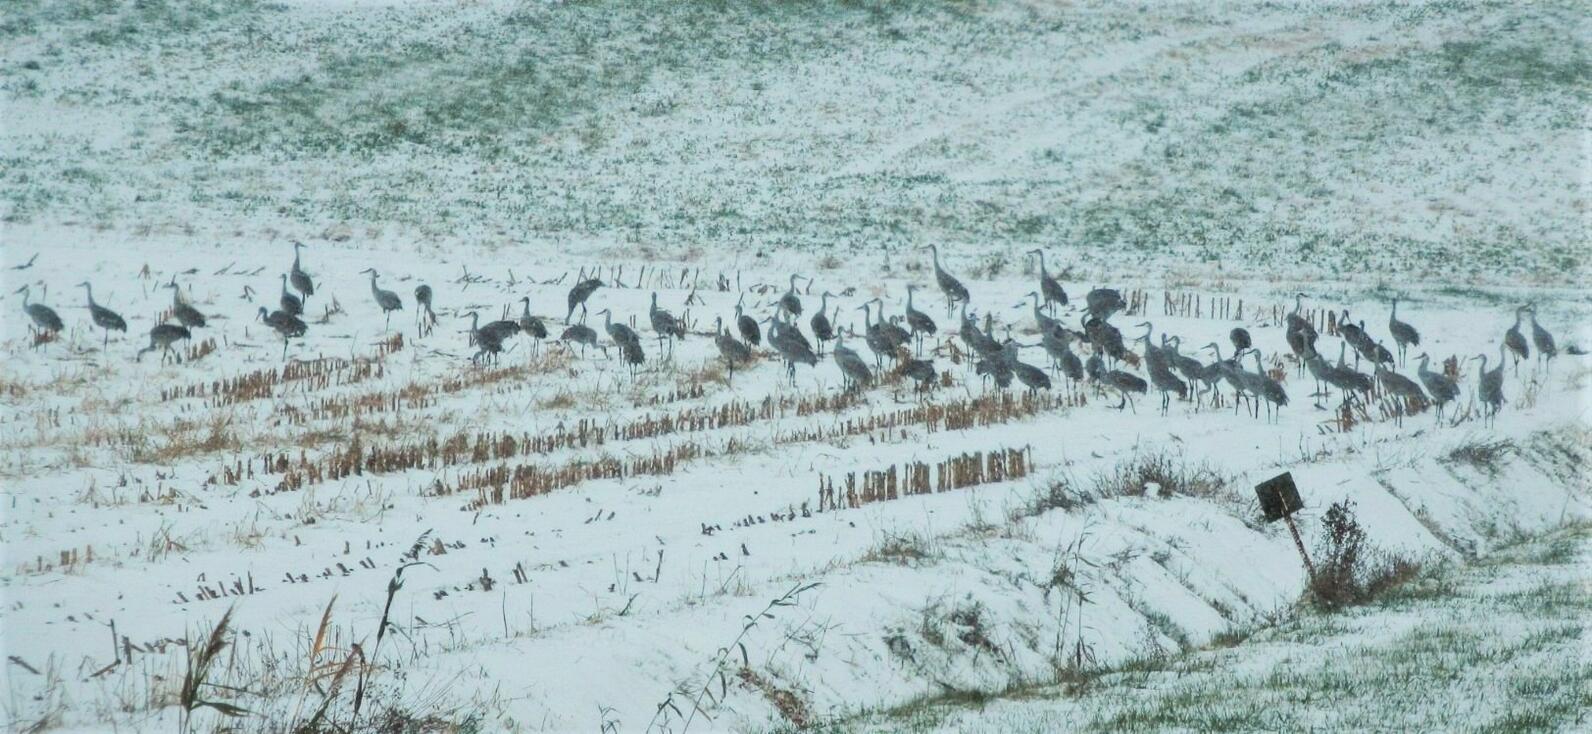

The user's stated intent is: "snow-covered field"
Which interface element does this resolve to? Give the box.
[2,1,1588,732]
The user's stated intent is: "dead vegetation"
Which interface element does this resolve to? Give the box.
[1090,450,1227,500]
[1442,438,1516,476]
[1309,500,1423,610]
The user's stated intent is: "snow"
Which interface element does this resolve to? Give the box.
[1,0,1588,731]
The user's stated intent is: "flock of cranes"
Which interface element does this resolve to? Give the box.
[13,245,1564,428]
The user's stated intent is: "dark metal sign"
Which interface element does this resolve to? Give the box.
[1255,472,1304,523]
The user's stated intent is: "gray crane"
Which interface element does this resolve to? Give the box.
[1082,314,1126,365]
[78,282,127,349]
[649,292,686,355]
[1095,361,1147,413]
[779,274,805,317]
[1327,342,1375,399]
[858,302,894,369]
[1027,249,1069,313]
[926,244,969,317]
[361,269,403,331]
[1049,327,1085,390]
[712,316,753,384]
[1135,327,1185,414]
[959,303,1001,360]
[164,278,207,329]
[735,294,761,347]
[16,285,64,346]
[1009,345,1052,396]
[1474,344,1505,426]
[137,323,191,364]
[1229,327,1252,354]
[831,327,873,392]
[1022,291,1058,337]
[901,357,938,393]
[279,273,303,317]
[1388,297,1420,366]
[1526,304,1555,368]
[289,241,315,303]
[903,284,937,355]
[462,312,506,365]
[517,297,548,354]
[1375,359,1427,428]
[1241,349,1288,422]
[975,343,1014,390]
[414,285,437,338]
[1204,342,1250,414]
[565,276,603,324]
[1285,294,1317,374]
[1503,305,1530,375]
[809,292,836,357]
[598,308,644,375]
[1085,288,1126,320]
[1415,353,1459,423]
[1353,322,1394,367]
[766,313,817,384]
[559,321,603,358]
[869,298,911,355]
[257,306,306,360]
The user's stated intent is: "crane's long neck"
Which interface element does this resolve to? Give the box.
[19,288,29,307]
[930,246,941,269]
[83,284,95,306]
[470,312,479,330]
[1390,299,1398,318]
[1036,251,1047,275]
[821,293,830,311]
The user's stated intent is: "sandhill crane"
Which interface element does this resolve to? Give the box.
[1526,305,1555,368]
[361,269,402,330]
[649,292,686,355]
[1285,294,1317,374]
[869,298,911,355]
[462,312,506,365]
[779,274,805,317]
[598,308,644,375]
[1415,353,1459,423]
[1503,305,1529,375]
[734,295,761,347]
[810,292,836,357]
[1085,288,1125,320]
[901,357,937,393]
[559,321,602,358]
[1351,326,1394,367]
[517,297,548,354]
[1027,249,1068,313]
[1474,345,1505,425]
[1204,343,1251,414]
[1303,346,1334,403]
[78,282,126,349]
[1167,339,1218,409]
[479,312,520,346]
[16,285,64,346]
[1328,342,1375,399]
[903,285,937,355]
[279,274,303,317]
[257,306,306,359]
[1135,327,1185,414]
[565,276,603,324]
[858,302,893,369]
[289,241,314,303]
[1098,366,1147,412]
[831,327,873,392]
[1050,328,1085,390]
[137,323,191,364]
[766,313,817,384]
[1375,361,1427,428]
[1229,327,1251,354]
[1082,314,1126,365]
[1241,349,1288,422]
[1388,297,1420,365]
[712,316,752,384]
[414,285,437,337]
[1022,291,1058,336]
[975,345,1014,390]
[926,244,969,317]
[959,304,1001,360]
[163,279,206,329]
[1009,346,1052,396]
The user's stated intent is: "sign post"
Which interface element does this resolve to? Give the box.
[1255,472,1315,582]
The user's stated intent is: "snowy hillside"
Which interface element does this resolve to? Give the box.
[1,1,1588,732]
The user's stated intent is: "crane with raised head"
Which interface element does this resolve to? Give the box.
[648,292,686,356]
[712,316,752,384]
[1241,349,1288,422]
[1388,297,1420,366]
[16,285,64,346]
[831,327,873,392]
[1526,304,1555,369]
[463,311,506,365]
[1415,353,1459,423]
[926,244,969,317]
[78,282,127,349]
[1503,305,1530,375]
[279,273,303,317]
[164,278,207,329]
[289,241,314,304]
[361,269,403,331]
[1027,249,1068,313]
[810,292,836,357]
[903,284,937,355]
[598,308,644,375]
[517,297,548,355]
[1375,359,1427,428]
[1474,344,1505,425]
[735,294,761,347]
[778,274,806,318]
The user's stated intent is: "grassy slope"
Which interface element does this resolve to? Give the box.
[2,0,1586,283]
[844,524,1591,733]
